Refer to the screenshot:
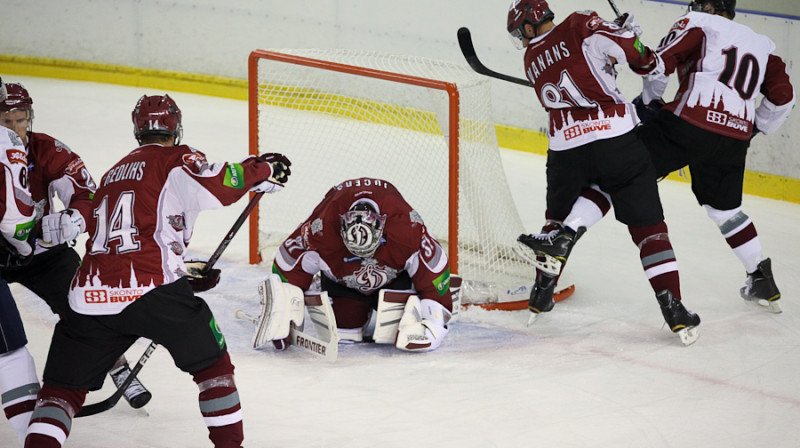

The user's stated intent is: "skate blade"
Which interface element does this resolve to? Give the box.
[512,243,562,276]
[676,326,699,346]
[526,311,543,327]
[759,299,782,314]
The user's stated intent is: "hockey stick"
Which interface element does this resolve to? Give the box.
[78,193,264,417]
[457,27,532,87]
[76,341,157,417]
[234,309,338,362]
[201,192,264,275]
[607,0,621,17]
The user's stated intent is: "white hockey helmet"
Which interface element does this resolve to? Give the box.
[340,199,386,258]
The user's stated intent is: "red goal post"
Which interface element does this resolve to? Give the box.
[246,48,569,307]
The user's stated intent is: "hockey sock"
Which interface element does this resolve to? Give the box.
[0,347,40,446]
[629,222,681,299]
[562,185,611,232]
[192,352,243,448]
[703,205,762,273]
[24,384,87,448]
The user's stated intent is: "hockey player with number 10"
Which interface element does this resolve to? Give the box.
[259,177,454,352]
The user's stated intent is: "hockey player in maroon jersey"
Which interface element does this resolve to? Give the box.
[260,177,453,352]
[0,76,39,447]
[24,94,291,448]
[0,82,152,421]
[507,0,701,344]
[633,0,795,313]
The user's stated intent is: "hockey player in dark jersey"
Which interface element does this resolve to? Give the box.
[507,0,700,345]
[258,177,453,352]
[634,0,794,313]
[24,94,291,448]
[0,82,152,423]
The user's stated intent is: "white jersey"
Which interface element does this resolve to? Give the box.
[644,12,795,140]
[0,125,35,256]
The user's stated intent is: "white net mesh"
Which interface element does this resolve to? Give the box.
[252,49,536,303]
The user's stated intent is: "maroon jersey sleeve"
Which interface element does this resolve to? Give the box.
[761,54,794,106]
[27,132,96,222]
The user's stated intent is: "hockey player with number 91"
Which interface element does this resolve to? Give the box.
[254,177,455,353]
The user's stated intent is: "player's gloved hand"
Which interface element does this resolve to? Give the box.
[632,94,664,125]
[184,260,221,292]
[614,12,642,37]
[40,209,85,246]
[395,297,451,352]
[251,153,292,194]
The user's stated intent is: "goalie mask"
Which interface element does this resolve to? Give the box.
[132,94,183,144]
[340,200,386,258]
[689,0,735,18]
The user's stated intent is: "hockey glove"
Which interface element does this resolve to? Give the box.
[251,153,292,194]
[632,94,664,125]
[40,209,85,247]
[613,12,643,37]
[184,260,221,292]
[395,297,451,352]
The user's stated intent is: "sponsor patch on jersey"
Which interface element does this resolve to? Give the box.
[6,149,27,165]
[432,268,451,297]
[84,288,143,304]
[672,18,690,32]
[223,163,244,189]
[14,219,35,241]
[634,37,646,56]
[210,317,226,349]
[564,119,612,141]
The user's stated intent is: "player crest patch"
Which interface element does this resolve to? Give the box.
[6,149,27,165]
[672,18,690,32]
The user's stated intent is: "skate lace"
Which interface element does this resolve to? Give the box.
[531,229,559,243]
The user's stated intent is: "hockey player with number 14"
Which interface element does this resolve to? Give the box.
[24,94,292,448]
[256,177,454,352]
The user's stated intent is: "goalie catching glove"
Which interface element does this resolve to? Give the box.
[184,260,221,292]
[252,273,305,350]
[250,152,292,194]
[395,296,452,352]
[40,209,85,247]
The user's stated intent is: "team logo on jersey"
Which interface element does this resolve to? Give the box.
[409,210,424,226]
[65,158,86,175]
[54,139,73,154]
[168,241,184,255]
[167,214,186,231]
[587,16,604,30]
[343,258,398,293]
[672,18,690,32]
[182,152,208,170]
[6,149,27,165]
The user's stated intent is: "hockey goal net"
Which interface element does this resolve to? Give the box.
[247,48,560,306]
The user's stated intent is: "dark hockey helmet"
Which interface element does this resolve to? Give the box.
[340,199,386,258]
[689,0,735,18]
[507,0,555,44]
[132,94,183,144]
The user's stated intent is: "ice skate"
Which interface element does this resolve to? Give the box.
[656,290,700,346]
[740,258,781,313]
[527,274,556,326]
[110,362,152,409]
[514,224,585,276]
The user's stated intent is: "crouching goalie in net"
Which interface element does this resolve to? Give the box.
[253,177,456,353]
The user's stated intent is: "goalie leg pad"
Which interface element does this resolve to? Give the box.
[395,297,451,352]
[305,292,340,345]
[252,274,305,349]
[373,290,414,344]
